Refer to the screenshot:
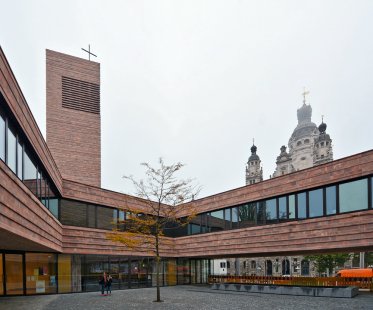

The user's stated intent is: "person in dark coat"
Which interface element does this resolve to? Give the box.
[99,272,107,295]
[106,274,113,295]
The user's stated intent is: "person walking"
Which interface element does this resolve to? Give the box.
[106,274,113,295]
[99,272,107,295]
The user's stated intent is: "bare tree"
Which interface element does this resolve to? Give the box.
[107,158,200,302]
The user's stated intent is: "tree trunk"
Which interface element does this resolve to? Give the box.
[155,235,161,302]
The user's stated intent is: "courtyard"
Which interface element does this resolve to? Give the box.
[0,285,373,310]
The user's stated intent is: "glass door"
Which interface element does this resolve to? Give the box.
[0,254,3,295]
[5,254,24,295]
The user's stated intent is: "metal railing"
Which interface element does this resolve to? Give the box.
[208,275,373,291]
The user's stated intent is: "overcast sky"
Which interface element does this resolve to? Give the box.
[1,1,373,198]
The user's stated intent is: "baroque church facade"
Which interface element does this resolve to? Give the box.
[234,95,334,277]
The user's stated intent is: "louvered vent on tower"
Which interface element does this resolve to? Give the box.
[62,76,100,114]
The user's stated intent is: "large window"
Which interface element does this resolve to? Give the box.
[309,189,323,218]
[265,199,277,224]
[288,195,295,219]
[339,179,368,213]
[6,125,16,173]
[209,210,224,232]
[239,203,257,227]
[326,186,336,215]
[297,192,307,219]
[25,253,57,295]
[0,111,5,161]
[278,197,287,220]
[60,200,87,227]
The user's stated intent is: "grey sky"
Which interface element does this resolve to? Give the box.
[1,0,373,198]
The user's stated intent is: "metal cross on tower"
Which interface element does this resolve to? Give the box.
[302,87,310,104]
[81,44,97,61]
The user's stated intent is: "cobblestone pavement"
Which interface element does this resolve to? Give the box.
[1,286,373,310]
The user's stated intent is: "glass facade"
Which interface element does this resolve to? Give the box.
[5,254,23,295]
[0,99,59,218]
[25,253,57,294]
[309,189,323,218]
[279,197,287,220]
[326,186,337,215]
[339,179,368,213]
[0,252,207,296]
[7,125,16,173]
[0,109,5,161]
[181,176,372,236]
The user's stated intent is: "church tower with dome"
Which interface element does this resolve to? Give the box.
[272,90,333,178]
[245,142,263,185]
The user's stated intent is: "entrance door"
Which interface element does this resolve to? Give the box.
[5,254,24,295]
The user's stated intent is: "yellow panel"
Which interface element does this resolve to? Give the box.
[166,259,177,286]
[58,255,72,293]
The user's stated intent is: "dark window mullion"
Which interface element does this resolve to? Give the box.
[336,185,340,214]
[368,177,372,209]
[306,192,309,218]
[323,188,327,216]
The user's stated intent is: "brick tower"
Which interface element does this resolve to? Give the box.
[46,49,101,187]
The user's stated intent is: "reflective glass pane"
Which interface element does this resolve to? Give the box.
[85,205,95,228]
[309,189,323,218]
[371,177,373,208]
[232,207,239,229]
[239,203,257,227]
[279,197,287,220]
[24,150,37,195]
[60,200,87,227]
[224,208,231,229]
[7,126,16,172]
[97,206,115,230]
[289,195,295,219]
[257,201,266,225]
[297,192,307,219]
[209,210,224,232]
[17,142,23,179]
[188,223,201,235]
[326,186,336,215]
[25,253,57,294]
[5,254,23,295]
[188,215,201,234]
[339,179,368,213]
[265,199,277,223]
[49,198,59,219]
[0,113,5,161]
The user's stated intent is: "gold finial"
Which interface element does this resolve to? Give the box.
[302,87,310,104]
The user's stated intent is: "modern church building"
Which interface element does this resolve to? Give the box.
[1,47,373,296]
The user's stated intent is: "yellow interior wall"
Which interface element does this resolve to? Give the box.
[58,255,72,293]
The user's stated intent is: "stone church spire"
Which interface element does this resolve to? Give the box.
[246,140,263,185]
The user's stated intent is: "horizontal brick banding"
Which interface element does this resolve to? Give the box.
[172,210,373,258]
[0,47,62,193]
[0,161,62,252]
[62,76,100,114]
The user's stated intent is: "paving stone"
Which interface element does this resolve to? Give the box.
[0,285,373,310]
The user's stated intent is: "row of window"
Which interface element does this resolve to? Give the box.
[59,199,130,230]
[187,176,373,235]
[0,100,58,218]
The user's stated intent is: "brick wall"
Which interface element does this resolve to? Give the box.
[46,49,101,187]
